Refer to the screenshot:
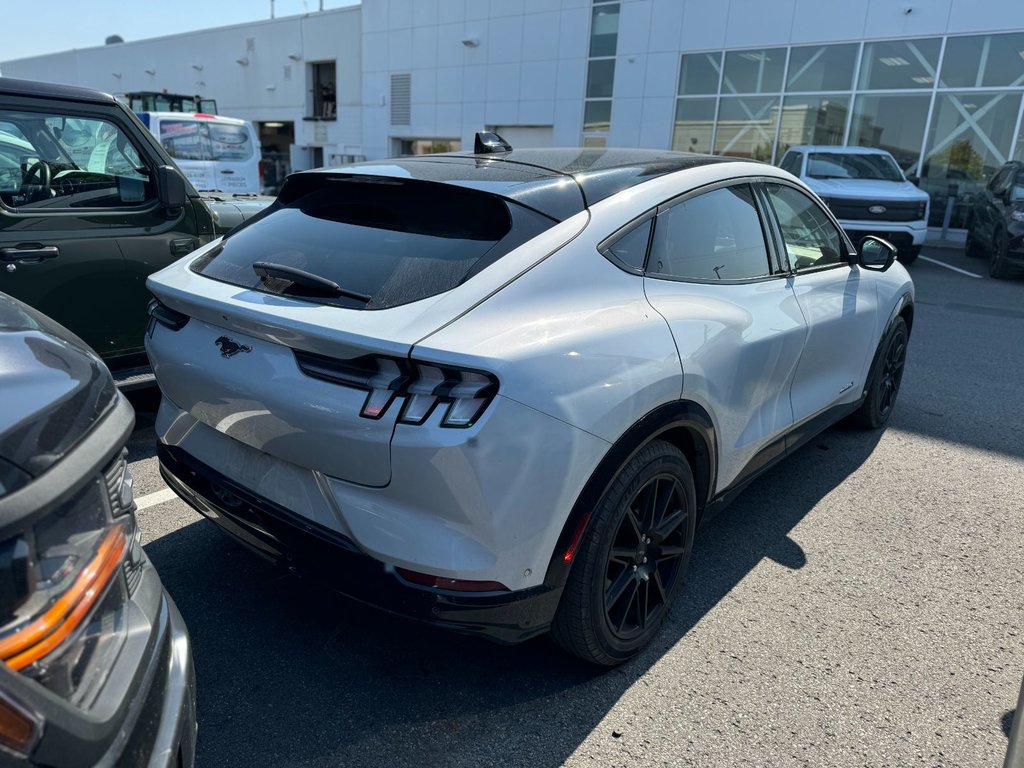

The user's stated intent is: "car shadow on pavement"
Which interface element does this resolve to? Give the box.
[144,422,882,768]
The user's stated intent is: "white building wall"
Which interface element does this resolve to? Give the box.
[3,0,1024,162]
[0,8,363,162]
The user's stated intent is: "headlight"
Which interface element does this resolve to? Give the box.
[0,452,141,708]
[917,200,929,219]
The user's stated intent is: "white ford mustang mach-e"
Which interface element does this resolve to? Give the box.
[146,135,913,665]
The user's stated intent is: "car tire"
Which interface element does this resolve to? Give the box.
[855,316,908,430]
[897,246,920,265]
[964,214,984,259]
[551,440,696,666]
[990,229,1012,280]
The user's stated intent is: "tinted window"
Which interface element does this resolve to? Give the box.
[647,185,771,281]
[0,110,151,209]
[807,152,903,181]
[602,217,652,271]
[208,123,254,161]
[764,183,846,272]
[159,120,210,161]
[192,176,556,310]
[780,152,802,175]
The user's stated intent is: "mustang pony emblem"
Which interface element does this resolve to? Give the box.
[214,336,252,358]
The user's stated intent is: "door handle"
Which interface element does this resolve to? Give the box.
[0,245,60,264]
[170,238,196,255]
[219,169,235,175]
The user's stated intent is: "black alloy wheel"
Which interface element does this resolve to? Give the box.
[855,316,908,429]
[990,229,1012,279]
[551,440,696,666]
[604,475,688,640]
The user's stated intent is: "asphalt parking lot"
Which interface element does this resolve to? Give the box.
[124,245,1023,767]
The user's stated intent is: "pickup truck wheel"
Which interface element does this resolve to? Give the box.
[551,440,696,666]
[855,317,908,430]
[990,230,1012,280]
[897,246,920,265]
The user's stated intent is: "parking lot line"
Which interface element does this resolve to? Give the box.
[918,255,984,278]
[135,488,179,510]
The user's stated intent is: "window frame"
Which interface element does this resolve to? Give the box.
[0,102,158,217]
[600,178,791,285]
[757,178,857,275]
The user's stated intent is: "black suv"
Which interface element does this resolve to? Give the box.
[0,78,270,387]
[964,160,1024,279]
[0,292,195,766]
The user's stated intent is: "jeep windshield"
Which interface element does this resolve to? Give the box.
[807,152,904,182]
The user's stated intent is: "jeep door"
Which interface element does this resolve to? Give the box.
[0,98,200,367]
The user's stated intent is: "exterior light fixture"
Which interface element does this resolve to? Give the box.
[236,57,250,66]
[461,37,480,47]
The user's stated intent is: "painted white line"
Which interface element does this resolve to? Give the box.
[919,255,984,279]
[135,488,179,511]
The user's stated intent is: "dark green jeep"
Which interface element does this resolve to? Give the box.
[0,78,272,386]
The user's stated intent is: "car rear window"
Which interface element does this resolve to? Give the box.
[190,174,557,309]
[160,119,253,162]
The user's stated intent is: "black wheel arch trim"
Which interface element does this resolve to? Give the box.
[859,292,912,400]
[542,399,717,590]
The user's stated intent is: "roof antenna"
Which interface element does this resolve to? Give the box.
[474,131,512,154]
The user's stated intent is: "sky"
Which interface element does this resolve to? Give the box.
[0,0,359,62]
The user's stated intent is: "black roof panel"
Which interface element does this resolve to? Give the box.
[0,77,117,105]
[309,148,738,222]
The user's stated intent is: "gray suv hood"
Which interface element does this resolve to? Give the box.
[0,293,116,481]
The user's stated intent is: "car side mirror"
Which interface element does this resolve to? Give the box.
[906,173,920,187]
[156,165,186,218]
[858,235,896,271]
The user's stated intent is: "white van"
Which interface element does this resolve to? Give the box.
[137,112,261,194]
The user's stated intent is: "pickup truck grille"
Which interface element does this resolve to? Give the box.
[826,199,922,222]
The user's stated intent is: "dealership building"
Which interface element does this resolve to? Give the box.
[3,0,1023,226]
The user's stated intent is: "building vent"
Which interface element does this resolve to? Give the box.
[390,73,411,125]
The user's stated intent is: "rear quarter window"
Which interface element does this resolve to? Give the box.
[191,175,557,309]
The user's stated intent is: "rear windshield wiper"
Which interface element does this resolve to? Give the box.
[252,262,372,304]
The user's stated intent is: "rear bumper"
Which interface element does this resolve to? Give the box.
[158,442,563,644]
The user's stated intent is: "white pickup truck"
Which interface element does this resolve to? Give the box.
[779,145,930,264]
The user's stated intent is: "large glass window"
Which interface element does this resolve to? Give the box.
[849,94,931,171]
[587,59,615,99]
[722,48,786,94]
[940,33,1024,88]
[589,3,619,57]
[678,52,722,95]
[714,96,779,161]
[583,100,612,132]
[787,44,858,92]
[648,185,771,281]
[764,183,846,272]
[584,1,619,139]
[672,99,716,153]
[776,96,850,161]
[920,91,1023,225]
[858,38,941,90]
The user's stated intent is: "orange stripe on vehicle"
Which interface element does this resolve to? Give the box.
[0,526,128,669]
